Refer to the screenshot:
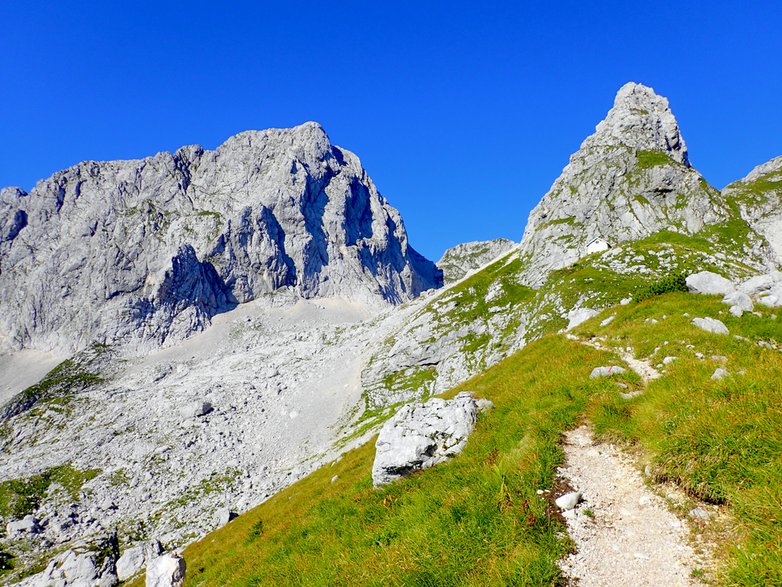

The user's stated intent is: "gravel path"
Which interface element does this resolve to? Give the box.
[557,426,706,586]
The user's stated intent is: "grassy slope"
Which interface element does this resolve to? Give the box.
[132,292,781,586]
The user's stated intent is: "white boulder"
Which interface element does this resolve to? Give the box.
[372,392,491,487]
[692,317,729,335]
[179,401,213,419]
[117,546,146,582]
[723,291,753,312]
[6,515,40,537]
[567,308,599,330]
[686,271,736,296]
[555,491,582,510]
[146,553,186,587]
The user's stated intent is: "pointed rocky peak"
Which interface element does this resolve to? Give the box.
[584,82,689,166]
[738,154,782,184]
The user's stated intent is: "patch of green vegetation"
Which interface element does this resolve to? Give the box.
[195,209,222,220]
[109,468,131,487]
[540,216,580,229]
[176,337,621,586]
[381,367,437,397]
[634,150,675,169]
[633,194,650,206]
[633,273,687,302]
[0,465,101,519]
[3,353,104,419]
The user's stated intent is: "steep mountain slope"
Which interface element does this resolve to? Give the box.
[0,122,441,353]
[436,238,517,284]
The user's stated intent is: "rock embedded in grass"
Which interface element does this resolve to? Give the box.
[146,553,186,587]
[371,391,492,487]
[589,366,627,379]
[711,368,729,380]
[692,317,729,335]
[686,271,737,296]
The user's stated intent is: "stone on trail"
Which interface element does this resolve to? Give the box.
[589,366,626,379]
[372,392,492,487]
[692,317,729,335]
[555,491,582,510]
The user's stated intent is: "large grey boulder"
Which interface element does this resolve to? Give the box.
[22,533,119,587]
[6,515,41,537]
[146,553,186,587]
[372,392,492,487]
[686,271,736,296]
[692,317,729,335]
[0,122,442,354]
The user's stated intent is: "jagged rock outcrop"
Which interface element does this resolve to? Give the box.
[723,155,782,264]
[518,82,749,286]
[0,122,441,353]
[437,238,517,284]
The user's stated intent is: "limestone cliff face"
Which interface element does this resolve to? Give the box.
[518,83,735,286]
[0,122,442,352]
[723,155,782,264]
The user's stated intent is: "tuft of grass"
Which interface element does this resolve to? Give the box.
[635,150,676,169]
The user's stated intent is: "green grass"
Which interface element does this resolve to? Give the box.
[634,150,676,169]
[575,292,782,584]
[0,465,101,519]
[174,337,623,586]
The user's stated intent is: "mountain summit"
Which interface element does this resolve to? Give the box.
[517,82,766,286]
[0,122,442,353]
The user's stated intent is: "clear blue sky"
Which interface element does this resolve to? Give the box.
[1,2,780,261]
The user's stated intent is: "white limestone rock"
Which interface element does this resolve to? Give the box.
[723,291,753,312]
[0,122,442,354]
[6,515,40,537]
[686,271,736,296]
[692,317,729,335]
[555,491,582,511]
[179,401,213,420]
[590,366,626,379]
[567,308,599,330]
[117,546,146,582]
[372,392,490,487]
[215,508,238,527]
[711,368,729,381]
[146,553,186,587]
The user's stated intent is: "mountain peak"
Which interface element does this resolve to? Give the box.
[585,82,690,166]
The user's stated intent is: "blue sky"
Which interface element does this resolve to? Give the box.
[1,2,780,260]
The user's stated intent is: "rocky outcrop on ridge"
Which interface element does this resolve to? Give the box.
[518,82,770,286]
[437,238,517,284]
[723,155,782,264]
[0,122,441,353]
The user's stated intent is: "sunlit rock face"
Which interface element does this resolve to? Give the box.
[0,122,442,353]
[518,82,734,286]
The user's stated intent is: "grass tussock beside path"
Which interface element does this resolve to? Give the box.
[576,292,782,585]
[178,338,622,586]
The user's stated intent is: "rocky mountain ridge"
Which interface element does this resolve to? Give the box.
[0,122,441,354]
[1,83,781,585]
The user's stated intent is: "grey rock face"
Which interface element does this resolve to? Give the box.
[518,83,745,286]
[437,238,517,284]
[21,533,119,587]
[116,546,146,582]
[372,392,491,487]
[723,155,782,264]
[0,122,441,353]
[6,515,41,537]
